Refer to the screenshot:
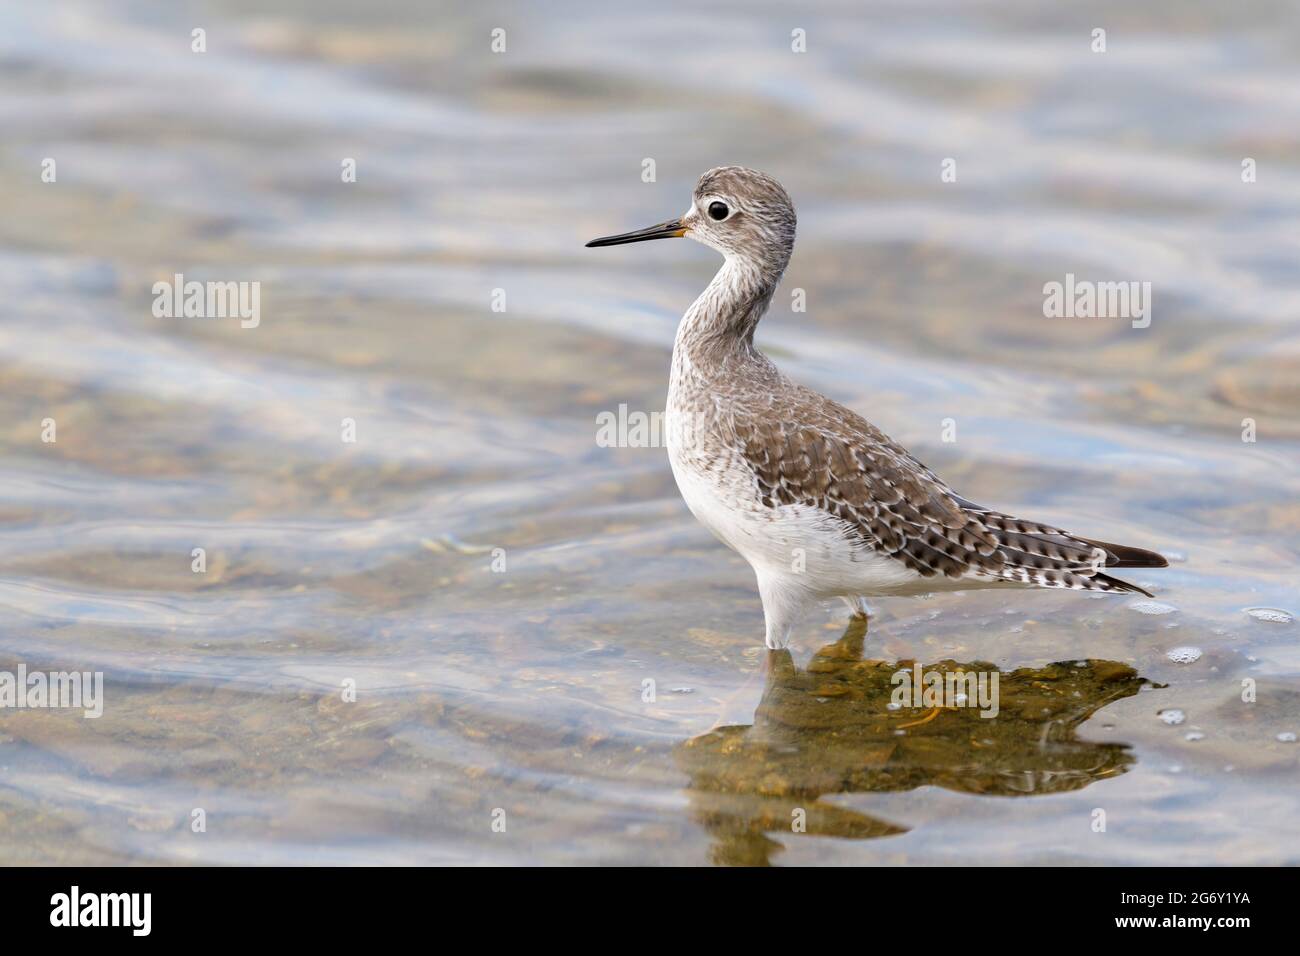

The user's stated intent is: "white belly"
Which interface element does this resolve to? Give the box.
[666,436,944,598]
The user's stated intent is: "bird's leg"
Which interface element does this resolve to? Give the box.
[815,612,867,662]
[840,595,871,619]
[756,573,809,650]
[707,651,778,731]
[763,613,792,651]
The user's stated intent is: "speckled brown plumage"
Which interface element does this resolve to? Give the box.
[588,165,1168,648]
[730,370,1159,594]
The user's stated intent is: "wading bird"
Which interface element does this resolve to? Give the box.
[587,167,1167,648]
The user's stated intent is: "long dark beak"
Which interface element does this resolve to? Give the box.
[585,218,685,248]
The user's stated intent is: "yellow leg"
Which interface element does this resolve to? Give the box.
[897,706,943,729]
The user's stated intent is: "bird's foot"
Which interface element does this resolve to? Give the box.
[897,706,943,729]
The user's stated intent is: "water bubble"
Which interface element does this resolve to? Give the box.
[1245,607,1294,624]
[1159,709,1186,725]
[886,701,902,711]
[670,686,694,694]
[1185,731,1205,742]
[1130,600,1177,616]
[1278,732,1297,743]
[1166,646,1203,664]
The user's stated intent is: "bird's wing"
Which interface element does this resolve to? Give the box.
[731,391,1153,592]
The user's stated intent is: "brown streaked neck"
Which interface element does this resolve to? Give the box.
[673,255,784,371]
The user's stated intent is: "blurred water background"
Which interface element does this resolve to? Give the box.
[0,0,1297,864]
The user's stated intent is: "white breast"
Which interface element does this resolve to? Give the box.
[664,325,970,601]
[666,422,936,597]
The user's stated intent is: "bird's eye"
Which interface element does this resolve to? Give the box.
[707,201,730,221]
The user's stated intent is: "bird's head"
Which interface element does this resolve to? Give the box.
[587,166,796,276]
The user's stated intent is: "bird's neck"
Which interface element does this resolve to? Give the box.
[673,255,782,373]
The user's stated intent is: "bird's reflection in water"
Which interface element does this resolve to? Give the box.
[677,617,1155,865]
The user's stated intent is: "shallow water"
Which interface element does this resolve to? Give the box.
[1,0,1298,864]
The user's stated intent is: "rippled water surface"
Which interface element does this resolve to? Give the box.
[1,0,1298,864]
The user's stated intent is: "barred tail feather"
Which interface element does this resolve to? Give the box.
[997,565,1155,598]
[1091,572,1155,598]
[1077,537,1169,569]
